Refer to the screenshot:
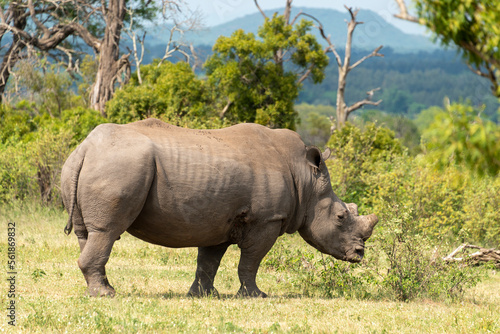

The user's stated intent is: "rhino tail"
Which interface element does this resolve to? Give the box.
[64,155,85,236]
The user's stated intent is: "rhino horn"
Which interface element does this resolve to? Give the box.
[366,214,378,229]
[360,214,378,239]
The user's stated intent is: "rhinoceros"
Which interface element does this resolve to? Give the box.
[61,118,378,298]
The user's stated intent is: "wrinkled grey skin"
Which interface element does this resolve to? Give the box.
[61,118,378,298]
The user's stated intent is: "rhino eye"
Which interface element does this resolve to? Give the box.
[337,210,347,220]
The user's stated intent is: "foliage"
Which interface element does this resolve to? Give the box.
[0,141,35,202]
[375,206,481,301]
[362,154,499,247]
[5,57,83,116]
[326,122,403,204]
[415,0,500,96]
[422,103,500,177]
[106,61,227,128]
[295,103,335,147]
[77,55,99,107]
[205,14,328,130]
[0,104,105,203]
[356,109,421,155]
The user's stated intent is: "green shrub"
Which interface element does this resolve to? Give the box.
[106,61,217,126]
[0,141,36,202]
[0,104,105,204]
[421,103,500,177]
[375,206,481,301]
[326,122,403,205]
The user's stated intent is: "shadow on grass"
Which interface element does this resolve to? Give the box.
[119,290,316,300]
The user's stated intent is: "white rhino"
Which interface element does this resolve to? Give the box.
[61,118,378,297]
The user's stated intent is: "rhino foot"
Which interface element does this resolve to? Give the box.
[237,286,268,298]
[187,285,220,298]
[86,284,116,298]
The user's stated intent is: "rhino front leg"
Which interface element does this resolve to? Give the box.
[187,242,231,298]
[78,231,118,297]
[237,221,281,298]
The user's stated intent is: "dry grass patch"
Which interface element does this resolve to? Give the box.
[0,203,498,333]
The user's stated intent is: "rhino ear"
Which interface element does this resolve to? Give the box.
[322,147,331,161]
[306,146,322,169]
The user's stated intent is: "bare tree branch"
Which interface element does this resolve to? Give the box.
[394,0,419,23]
[283,0,293,25]
[124,9,146,84]
[27,0,50,36]
[466,63,499,96]
[350,45,384,70]
[330,7,384,128]
[219,98,232,120]
[253,0,268,19]
[443,243,500,268]
[345,98,382,117]
[293,11,342,67]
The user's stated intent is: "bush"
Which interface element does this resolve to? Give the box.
[106,61,219,126]
[0,105,105,204]
[375,206,481,301]
[0,141,35,202]
[326,122,403,205]
[421,103,500,177]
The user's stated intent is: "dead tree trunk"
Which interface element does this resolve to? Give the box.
[332,7,383,129]
[443,244,500,268]
[90,0,130,117]
[288,5,384,130]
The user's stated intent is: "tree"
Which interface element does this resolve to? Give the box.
[394,0,500,97]
[205,10,328,130]
[322,7,383,129]
[6,55,79,116]
[281,3,384,129]
[0,1,185,116]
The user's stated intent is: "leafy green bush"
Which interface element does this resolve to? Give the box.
[421,103,500,177]
[106,61,220,126]
[326,122,403,205]
[0,141,35,202]
[0,104,105,204]
[375,206,481,301]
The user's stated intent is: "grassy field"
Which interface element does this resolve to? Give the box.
[0,203,498,333]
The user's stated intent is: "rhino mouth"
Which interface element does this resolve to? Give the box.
[346,247,364,263]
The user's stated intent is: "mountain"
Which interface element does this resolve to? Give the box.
[148,7,438,53]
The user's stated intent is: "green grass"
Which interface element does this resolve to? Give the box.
[1,202,499,333]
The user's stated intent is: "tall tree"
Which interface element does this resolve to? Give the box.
[325,7,383,129]
[206,5,328,130]
[0,1,165,115]
[394,0,500,97]
[269,2,384,129]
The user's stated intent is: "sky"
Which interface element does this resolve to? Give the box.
[187,0,427,35]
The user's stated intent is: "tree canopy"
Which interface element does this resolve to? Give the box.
[396,0,500,97]
[205,14,328,130]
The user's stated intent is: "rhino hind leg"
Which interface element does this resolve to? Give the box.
[78,231,119,297]
[187,242,231,298]
[236,221,282,298]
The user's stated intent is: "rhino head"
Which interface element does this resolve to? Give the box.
[297,146,378,263]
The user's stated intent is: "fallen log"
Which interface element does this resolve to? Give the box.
[443,244,500,268]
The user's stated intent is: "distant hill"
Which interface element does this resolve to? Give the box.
[147,7,438,53]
